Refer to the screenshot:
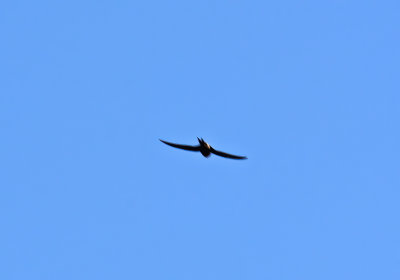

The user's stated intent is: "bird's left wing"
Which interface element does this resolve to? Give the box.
[159,139,200,151]
[210,147,247,159]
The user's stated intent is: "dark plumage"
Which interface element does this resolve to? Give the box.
[160,138,247,160]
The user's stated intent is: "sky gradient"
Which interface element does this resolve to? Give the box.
[1,1,399,279]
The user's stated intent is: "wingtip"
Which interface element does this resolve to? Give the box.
[235,156,247,160]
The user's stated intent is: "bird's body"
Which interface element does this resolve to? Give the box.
[198,138,211,158]
[160,138,247,160]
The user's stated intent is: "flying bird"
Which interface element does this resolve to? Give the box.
[160,138,247,159]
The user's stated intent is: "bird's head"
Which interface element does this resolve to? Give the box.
[197,137,210,148]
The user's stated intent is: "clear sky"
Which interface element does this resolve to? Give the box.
[1,1,399,279]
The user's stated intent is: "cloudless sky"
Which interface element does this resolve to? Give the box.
[1,1,399,279]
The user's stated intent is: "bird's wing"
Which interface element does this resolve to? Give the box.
[160,139,200,151]
[210,147,247,159]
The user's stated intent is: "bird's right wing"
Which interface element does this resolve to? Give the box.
[210,147,247,159]
[159,139,200,151]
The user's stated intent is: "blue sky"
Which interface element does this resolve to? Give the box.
[1,1,399,279]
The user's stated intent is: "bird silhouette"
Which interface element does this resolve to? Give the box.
[160,138,247,159]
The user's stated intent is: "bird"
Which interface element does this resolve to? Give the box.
[159,137,247,159]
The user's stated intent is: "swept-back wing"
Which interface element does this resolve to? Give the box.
[159,139,200,151]
[210,147,247,159]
